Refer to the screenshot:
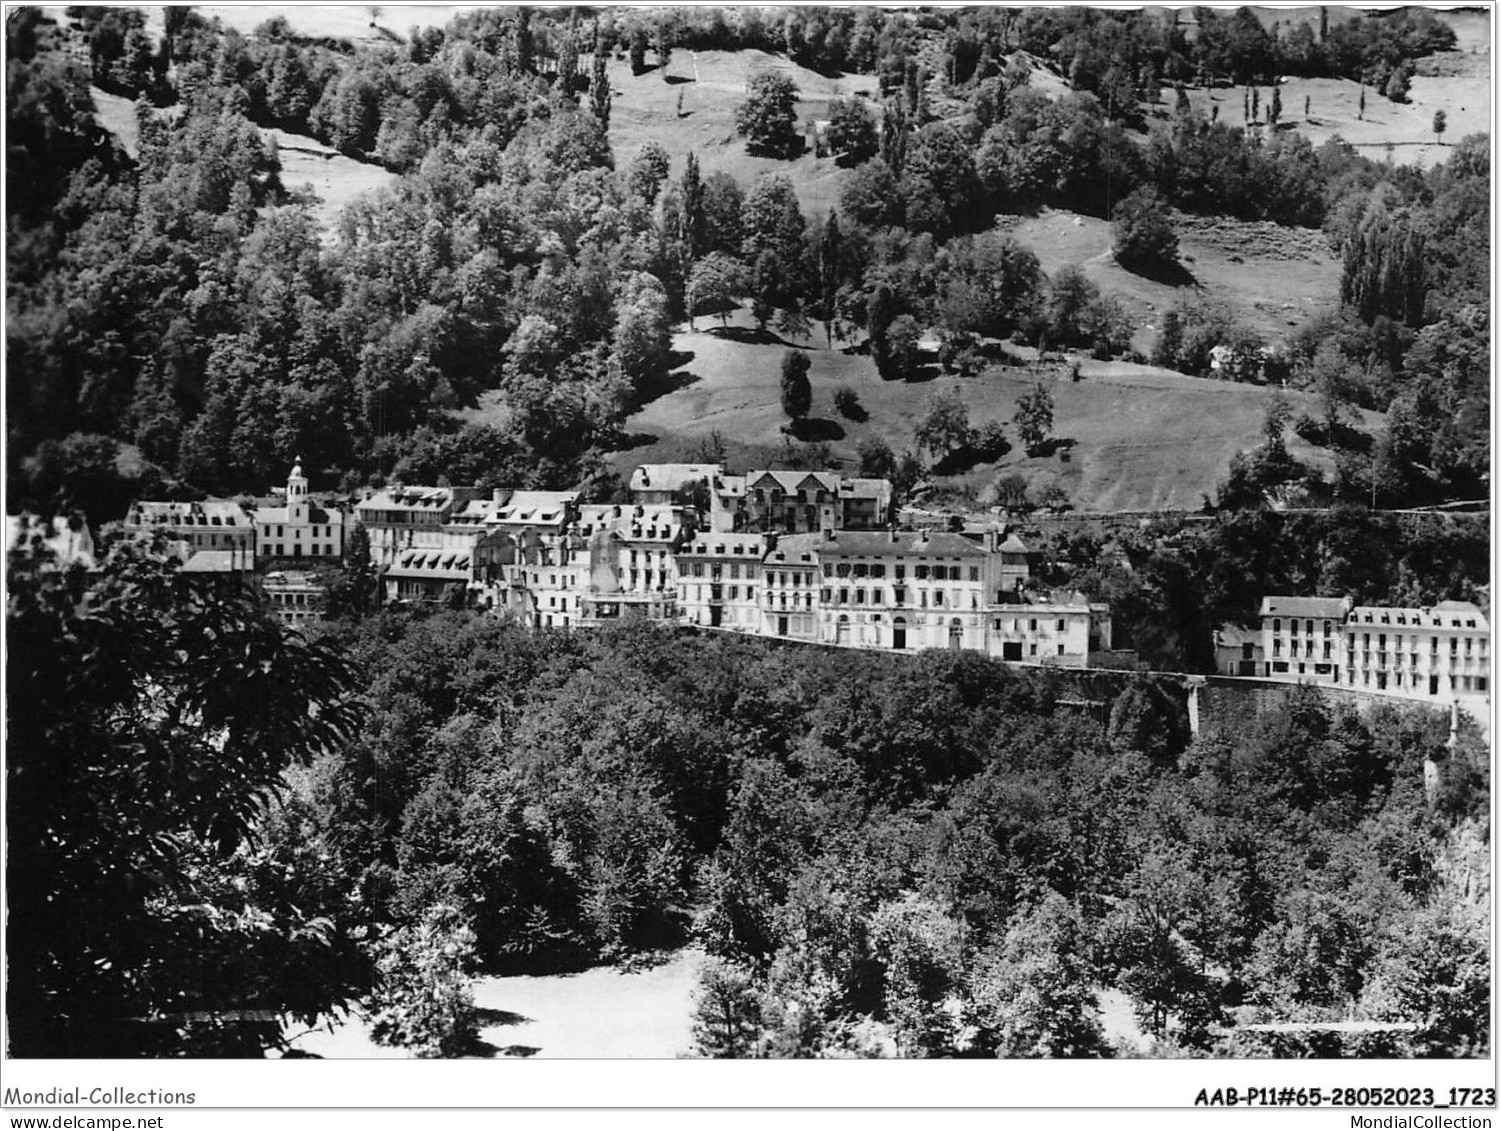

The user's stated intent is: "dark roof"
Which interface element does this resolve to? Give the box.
[777,530,984,558]
[1260,596,1347,619]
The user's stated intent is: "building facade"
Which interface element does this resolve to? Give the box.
[1340,600,1490,703]
[355,485,478,565]
[260,570,326,629]
[254,461,344,562]
[122,499,255,564]
[1259,596,1350,685]
[676,532,768,632]
[1257,594,1490,712]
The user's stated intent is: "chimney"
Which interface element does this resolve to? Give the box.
[917,529,929,547]
[986,525,1000,553]
[823,525,835,542]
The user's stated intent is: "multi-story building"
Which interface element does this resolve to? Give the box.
[727,470,892,534]
[253,460,344,563]
[122,498,255,565]
[759,532,823,642]
[574,504,690,628]
[1256,594,1490,713]
[988,589,1109,667]
[1259,596,1352,685]
[676,532,768,632]
[629,464,723,507]
[355,484,478,565]
[778,527,994,651]
[383,532,514,605]
[1340,599,1490,703]
[260,570,326,629]
[834,477,894,530]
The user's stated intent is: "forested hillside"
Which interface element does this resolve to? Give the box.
[6,5,1488,521]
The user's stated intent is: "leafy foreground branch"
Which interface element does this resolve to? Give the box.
[6,540,367,1056]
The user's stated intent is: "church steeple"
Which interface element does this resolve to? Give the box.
[288,458,308,518]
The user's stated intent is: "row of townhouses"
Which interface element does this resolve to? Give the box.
[112,461,1116,668]
[101,459,1492,709]
[1214,595,1491,712]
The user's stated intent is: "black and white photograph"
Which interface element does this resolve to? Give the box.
[3,0,1493,1117]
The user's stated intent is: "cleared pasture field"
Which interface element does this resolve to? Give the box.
[607,305,1378,514]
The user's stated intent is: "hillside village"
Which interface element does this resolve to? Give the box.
[104,457,1492,725]
[6,2,1491,1073]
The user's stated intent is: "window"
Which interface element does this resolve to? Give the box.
[1056,619,1065,632]
[855,589,866,605]
[1323,620,1332,636]
[895,565,906,580]
[1029,643,1038,656]
[969,567,980,582]
[1029,618,1038,631]
[1290,619,1299,635]
[1057,644,1065,655]
[1273,618,1281,633]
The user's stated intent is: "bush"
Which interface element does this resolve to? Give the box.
[368,904,480,1058]
[833,386,862,419]
[1112,187,1178,273]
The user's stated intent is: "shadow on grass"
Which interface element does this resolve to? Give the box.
[1117,256,1200,288]
[666,348,695,370]
[664,73,694,85]
[609,431,660,453]
[500,1045,541,1057]
[475,1007,532,1028]
[785,417,845,442]
[836,402,869,424]
[1028,437,1077,459]
[707,325,807,349]
[635,368,700,409]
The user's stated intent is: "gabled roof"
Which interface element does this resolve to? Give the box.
[745,469,839,493]
[999,534,1030,554]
